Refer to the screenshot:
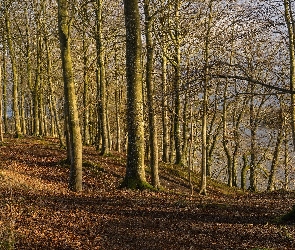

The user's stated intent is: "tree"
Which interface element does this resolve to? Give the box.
[57,0,83,192]
[283,0,295,151]
[95,0,109,155]
[4,3,22,138]
[144,0,160,189]
[121,0,149,189]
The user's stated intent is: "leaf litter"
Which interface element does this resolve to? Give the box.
[0,137,294,249]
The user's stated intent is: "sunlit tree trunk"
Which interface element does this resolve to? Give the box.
[114,49,121,152]
[122,0,148,189]
[284,0,295,151]
[144,0,160,189]
[25,7,33,135]
[4,7,21,138]
[32,19,43,136]
[182,92,188,166]
[173,0,182,165]
[58,0,83,192]
[161,47,169,163]
[82,10,90,145]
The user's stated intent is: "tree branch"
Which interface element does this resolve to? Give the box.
[211,74,295,95]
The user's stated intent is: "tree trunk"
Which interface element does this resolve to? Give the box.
[58,0,83,192]
[249,84,257,192]
[144,0,160,189]
[161,48,169,163]
[241,153,249,191]
[284,0,295,151]
[114,51,121,152]
[283,134,290,190]
[0,63,3,142]
[4,7,21,138]
[200,0,213,195]
[173,0,182,165]
[267,110,284,191]
[267,128,284,191]
[122,0,149,189]
[2,48,8,134]
[82,16,90,146]
[95,0,109,155]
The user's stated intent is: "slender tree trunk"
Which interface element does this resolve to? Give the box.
[2,49,8,134]
[4,8,21,138]
[241,153,249,191]
[267,129,284,191]
[200,1,213,195]
[188,105,193,195]
[144,0,160,189]
[33,36,42,136]
[20,88,27,135]
[249,84,257,192]
[161,48,169,163]
[48,94,56,136]
[268,112,284,191]
[95,0,109,155]
[38,73,45,136]
[82,17,90,146]
[114,51,121,152]
[284,0,295,151]
[223,28,235,187]
[58,0,83,192]
[122,0,148,189]
[173,0,182,165]
[283,134,289,190]
[0,63,3,142]
[25,7,32,135]
[182,93,188,166]
[222,85,233,187]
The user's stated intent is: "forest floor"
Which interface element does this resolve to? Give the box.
[0,136,295,250]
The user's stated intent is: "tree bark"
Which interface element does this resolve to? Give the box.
[4,7,21,138]
[0,62,3,142]
[173,0,182,165]
[284,0,295,151]
[161,47,169,163]
[268,109,284,191]
[144,0,160,189]
[58,0,83,192]
[200,0,213,195]
[82,12,90,146]
[95,0,109,155]
[122,0,149,189]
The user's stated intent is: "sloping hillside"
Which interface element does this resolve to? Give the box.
[0,137,294,249]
